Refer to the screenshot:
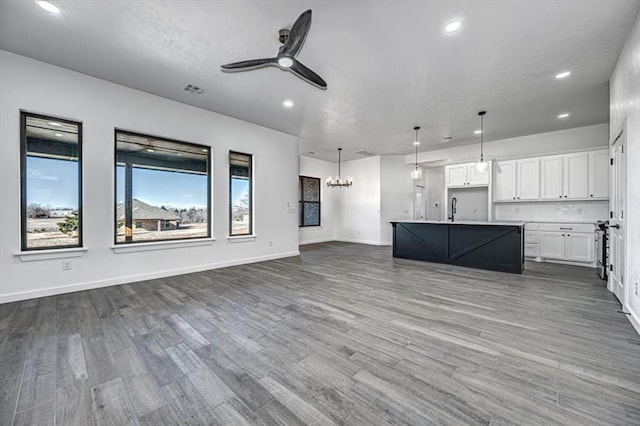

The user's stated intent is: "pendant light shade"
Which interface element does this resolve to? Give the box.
[326,148,353,188]
[475,111,488,173]
[411,126,423,180]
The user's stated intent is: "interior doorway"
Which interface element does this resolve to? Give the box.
[609,126,627,306]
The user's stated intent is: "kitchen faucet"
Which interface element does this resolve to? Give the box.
[449,197,457,222]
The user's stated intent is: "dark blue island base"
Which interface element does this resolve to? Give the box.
[391,221,525,274]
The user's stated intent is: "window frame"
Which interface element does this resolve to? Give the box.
[20,110,83,251]
[228,151,253,237]
[113,129,212,245]
[299,176,321,227]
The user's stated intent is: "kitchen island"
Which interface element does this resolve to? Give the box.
[390,220,525,274]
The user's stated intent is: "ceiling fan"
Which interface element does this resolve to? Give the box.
[221,9,327,90]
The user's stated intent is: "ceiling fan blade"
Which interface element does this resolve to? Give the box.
[221,58,277,71]
[290,60,327,89]
[281,9,312,57]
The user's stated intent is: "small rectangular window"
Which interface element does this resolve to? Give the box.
[229,152,253,236]
[299,176,321,227]
[21,112,82,250]
[115,130,211,244]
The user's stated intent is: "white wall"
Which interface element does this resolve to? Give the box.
[298,156,337,245]
[408,124,609,166]
[448,188,489,221]
[0,51,300,303]
[334,156,382,245]
[425,168,445,220]
[610,10,640,333]
[380,156,414,245]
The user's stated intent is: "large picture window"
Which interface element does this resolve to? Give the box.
[299,176,321,227]
[21,112,82,250]
[229,151,253,236]
[115,130,210,244]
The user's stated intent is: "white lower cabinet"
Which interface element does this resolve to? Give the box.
[530,223,596,265]
[539,232,565,259]
[565,233,594,263]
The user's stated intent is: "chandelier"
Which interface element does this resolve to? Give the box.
[326,148,352,188]
[411,126,423,180]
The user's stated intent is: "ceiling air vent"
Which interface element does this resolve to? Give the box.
[183,84,204,95]
[354,150,375,157]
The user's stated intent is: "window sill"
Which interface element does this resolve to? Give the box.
[15,247,88,262]
[299,226,324,230]
[111,237,215,253]
[227,235,257,243]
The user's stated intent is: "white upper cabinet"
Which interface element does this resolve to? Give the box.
[541,155,564,200]
[445,162,490,188]
[494,161,517,201]
[495,149,607,202]
[517,158,540,200]
[446,164,467,187]
[588,150,609,199]
[468,165,490,186]
[563,152,588,199]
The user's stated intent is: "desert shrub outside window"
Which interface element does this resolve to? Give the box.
[20,111,82,250]
[115,130,211,244]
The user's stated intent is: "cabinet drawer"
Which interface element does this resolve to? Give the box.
[524,223,539,231]
[525,231,539,244]
[525,244,539,258]
[538,223,595,233]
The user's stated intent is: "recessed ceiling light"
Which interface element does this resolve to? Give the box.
[555,71,571,79]
[444,20,463,33]
[283,99,294,108]
[474,130,482,135]
[558,113,570,118]
[54,132,63,137]
[48,121,62,127]
[36,1,60,14]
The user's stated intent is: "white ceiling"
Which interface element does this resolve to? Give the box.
[1,1,638,161]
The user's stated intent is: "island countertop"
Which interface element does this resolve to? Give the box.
[389,220,526,226]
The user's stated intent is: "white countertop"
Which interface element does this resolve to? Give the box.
[390,220,526,226]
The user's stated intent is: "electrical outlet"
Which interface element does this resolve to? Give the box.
[62,260,72,271]
[635,281,638,297]
[403,209,409,214]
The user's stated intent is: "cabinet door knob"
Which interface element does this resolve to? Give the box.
[590,194,593,197]
[564,195,567,198]
[559,195,562,198]
[517,197,520,199]
[513,197,516,199]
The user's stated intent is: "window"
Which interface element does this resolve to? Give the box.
[21,111,82,250]
[299,176,321,227]
[115,130,210,244]
[229,152,253,236]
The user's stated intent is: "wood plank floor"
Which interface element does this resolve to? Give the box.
[1,242,639,425]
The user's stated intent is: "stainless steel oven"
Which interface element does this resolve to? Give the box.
[595,221,608,280]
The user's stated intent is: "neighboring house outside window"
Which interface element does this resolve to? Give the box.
[114,130,210,244]
[299,176,321,227]
[229,151,253,236]
[20,111,83,250]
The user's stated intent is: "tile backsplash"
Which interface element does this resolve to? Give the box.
[494,201,608,222]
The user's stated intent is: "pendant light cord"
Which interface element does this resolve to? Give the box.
[414,126,420,169]
[478,111,486,162]
[338,148,341,178]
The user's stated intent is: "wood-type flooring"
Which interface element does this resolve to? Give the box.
[1,242,639,425]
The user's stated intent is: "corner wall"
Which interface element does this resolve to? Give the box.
[0,51,300,303]
[610,9,640,333]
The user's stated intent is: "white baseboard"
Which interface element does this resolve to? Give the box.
[0,251,300,304]
[626,305,640,336]
[334,237,385,246]
[299,237,334,245]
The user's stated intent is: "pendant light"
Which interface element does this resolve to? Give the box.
[411,126,423,180]
[326,148,353,188]
[475,111,488,173]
